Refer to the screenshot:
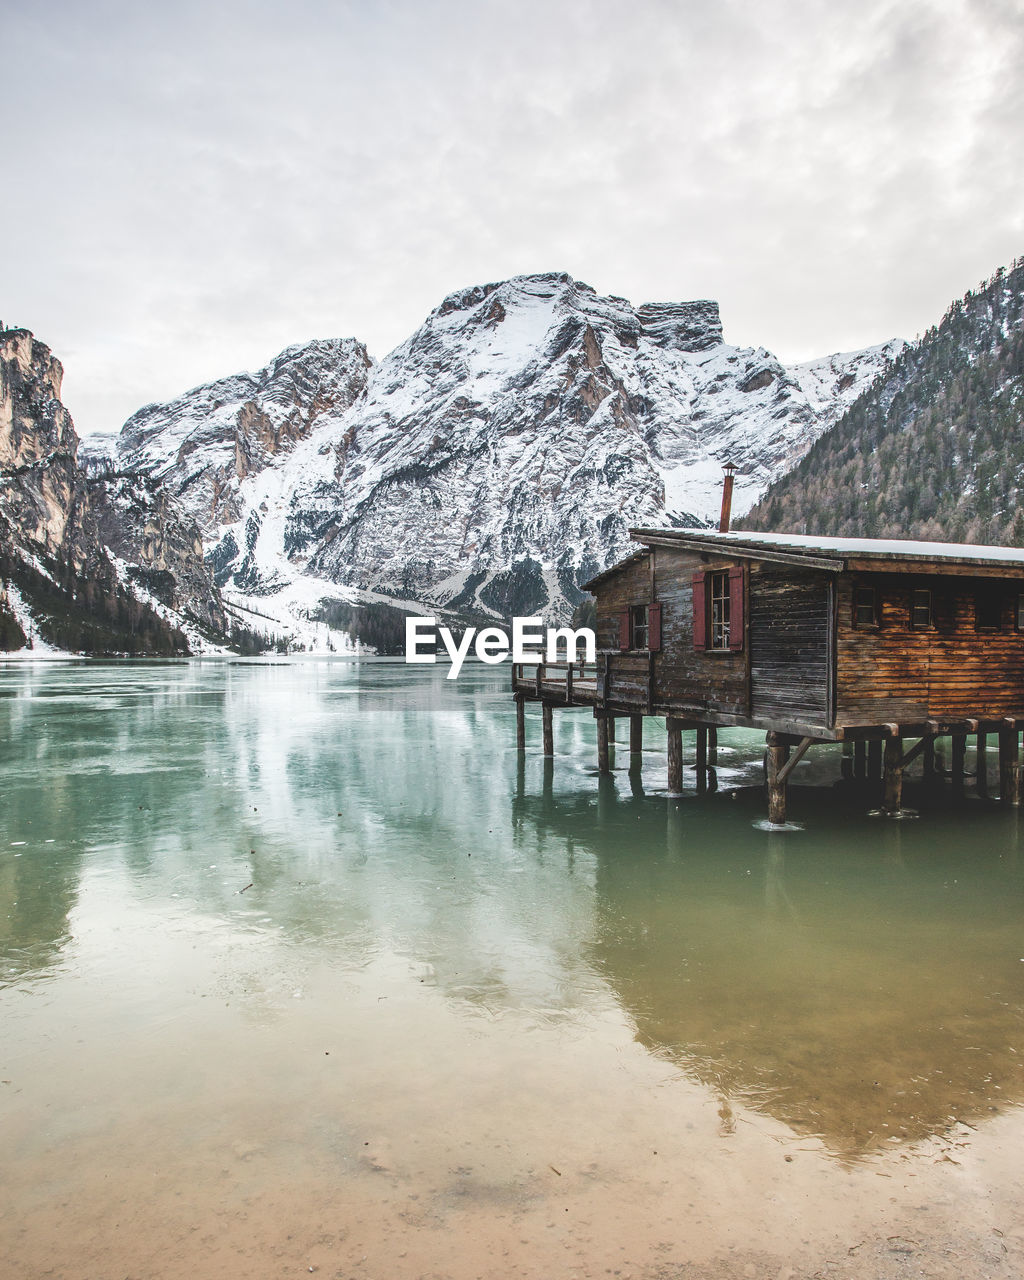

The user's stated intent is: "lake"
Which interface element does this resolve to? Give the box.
[2,658,1024,1278]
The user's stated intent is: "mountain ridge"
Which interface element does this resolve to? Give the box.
[95,271,901,634]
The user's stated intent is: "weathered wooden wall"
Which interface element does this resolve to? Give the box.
[836,573,1024,724]
[652,546,747,715]
[594,555,651,653]
[593,546,748,717]
[749,569,831,724]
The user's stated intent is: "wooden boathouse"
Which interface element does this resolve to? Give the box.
[511,527,1024,823]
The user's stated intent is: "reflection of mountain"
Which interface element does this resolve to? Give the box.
[0,771,82,986]
[519,774,1024,1157]
[6,660,1024,1164]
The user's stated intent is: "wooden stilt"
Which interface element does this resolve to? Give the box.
[630,714,643,755]
[951,733,966,799]
[883,736,903,815]
[707,727,719,793]
[868,739,883,783]
[608,715,616,745]
[841,740,853,781]
[515,694,526,751]
[667,717,683,794]
[542,703,553,758]
[999,723,1019,807]
[923,735,935,781]
[696,726,708,797]
[976,732,989,798]
[766,732,787,825]
[854,740,867,780]
[597,714,610,776]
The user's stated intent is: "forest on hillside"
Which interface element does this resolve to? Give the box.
[741,259,1024,545]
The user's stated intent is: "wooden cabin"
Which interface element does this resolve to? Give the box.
[511,529,1024,822]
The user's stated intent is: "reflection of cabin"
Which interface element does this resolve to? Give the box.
[511,529,1024,823]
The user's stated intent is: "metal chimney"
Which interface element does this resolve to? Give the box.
[719,462,736,533]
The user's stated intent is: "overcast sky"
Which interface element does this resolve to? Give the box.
[2,0,1022,435]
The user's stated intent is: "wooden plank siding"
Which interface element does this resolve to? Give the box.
[835,573,1024,724]
[593,554,651,654]
[650,546,747,716]
[749,569,832,725]
[574,537,1024,737]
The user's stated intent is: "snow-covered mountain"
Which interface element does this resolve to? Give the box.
[106,273,903,626]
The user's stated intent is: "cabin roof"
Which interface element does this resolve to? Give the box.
[582,529,1024,588]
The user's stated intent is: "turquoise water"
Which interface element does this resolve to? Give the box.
[3,658,1024,1276]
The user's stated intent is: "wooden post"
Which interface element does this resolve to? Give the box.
[976,732,989,798]
[608,715,616,744]
[542,703,554,758]
[597,714,610,776]
[766,732,787,825]
[854,740,866,780]
[708,726,718,768]
[883,736,903,815]
[951,733,966,799]
[841,740,853,781]
[696,726,708,797]
[999,723,1019,807]
[923,735,935,781]
[667,717,683,794]
[868,738,883,783]
[630,714,643,755]
[515,694,526,752]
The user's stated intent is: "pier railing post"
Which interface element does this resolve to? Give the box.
[515,693,526,752]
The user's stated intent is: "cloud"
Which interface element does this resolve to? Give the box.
[2,0,1021,433]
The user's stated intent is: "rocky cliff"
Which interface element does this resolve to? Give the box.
[0,328,95,569]
[0,327,224,653]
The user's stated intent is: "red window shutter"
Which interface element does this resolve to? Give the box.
[691,573,707,649]
[728,566,745,651]
[618,610,630,651]
[648,603,662,653]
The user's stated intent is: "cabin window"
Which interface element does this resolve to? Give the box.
[854,586,877,627]
[617,603,661,652]
[976,590,1002,631]
[911,588,932,629]
[630,604,649,650]
[692,567,744,652]
[710,572,731,650]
